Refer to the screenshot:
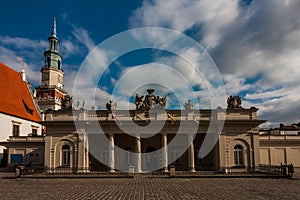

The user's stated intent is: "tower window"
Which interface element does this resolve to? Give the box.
[55,42,58,51]
[47,57,50,68]
[58,60,61,70]
[234,145,244,166]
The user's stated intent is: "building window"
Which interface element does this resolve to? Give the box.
[32,127,38,136]
[12,124,20,137]
[234,145,244,166]
[62,145,70,166]
[125,147,133,164]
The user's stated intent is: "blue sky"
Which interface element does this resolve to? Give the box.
[0,0,300,127]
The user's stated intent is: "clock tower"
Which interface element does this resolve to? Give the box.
[35,17,68,111]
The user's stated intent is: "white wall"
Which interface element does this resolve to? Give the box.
[0,113,42,153]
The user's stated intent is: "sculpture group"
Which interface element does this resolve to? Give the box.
[227,96,242,108]
[135,88,167,111]
[62,90,243,112]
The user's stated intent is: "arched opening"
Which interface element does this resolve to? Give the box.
[234,145,244,166]
[61,145,70,166]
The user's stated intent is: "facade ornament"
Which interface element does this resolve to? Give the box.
[184,100,194,110]
[227,96,242,108]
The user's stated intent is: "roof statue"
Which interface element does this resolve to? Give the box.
[106,100,117,112]
[106,100,117,119]
[184,100,194,110]
[61,95,73,110]
[227,96,242,109]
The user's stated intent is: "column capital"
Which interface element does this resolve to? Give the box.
[108,133,114,137]
[161,132,168,136]
[134,133,141,138]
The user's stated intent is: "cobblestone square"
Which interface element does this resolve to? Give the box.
[0,173,299,200]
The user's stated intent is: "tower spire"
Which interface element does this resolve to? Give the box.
[52,17,57,36]
[35,17,67,111]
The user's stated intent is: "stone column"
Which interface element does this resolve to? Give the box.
[50,148,55,173]
[85,133,89,172]
[135,136,142,173]
[188,134,195,172]
[77,131,90,173]
[108,133,115,172]
[162,133,169,172]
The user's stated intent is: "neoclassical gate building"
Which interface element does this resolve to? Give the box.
[43,103,264,173]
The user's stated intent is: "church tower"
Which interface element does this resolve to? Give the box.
[35,17,68,111]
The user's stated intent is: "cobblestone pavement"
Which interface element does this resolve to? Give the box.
[0,173,299,200]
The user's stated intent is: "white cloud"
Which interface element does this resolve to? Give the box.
[130,0,240,48]
[71,26,95,51]
[60,39,80,58]
[0,46,40,84]
[0,36,47,50]
[129,0,300,126]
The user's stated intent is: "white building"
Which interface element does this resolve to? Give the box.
[0,62,43,167]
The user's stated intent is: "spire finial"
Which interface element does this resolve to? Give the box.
[52,17,57,36]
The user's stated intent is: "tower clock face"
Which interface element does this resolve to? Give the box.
[42,73,49,81]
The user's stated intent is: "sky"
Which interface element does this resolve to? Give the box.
[0,0,299,128]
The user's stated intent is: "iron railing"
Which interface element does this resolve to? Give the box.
[16,164,295,177]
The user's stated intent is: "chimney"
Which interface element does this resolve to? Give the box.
[20,63,27,82]
[20,69,26,82]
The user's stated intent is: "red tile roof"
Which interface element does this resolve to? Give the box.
[0,62,41,122]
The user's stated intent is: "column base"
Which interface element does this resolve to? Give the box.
[77,169,90,173]
[189,168,196,173]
